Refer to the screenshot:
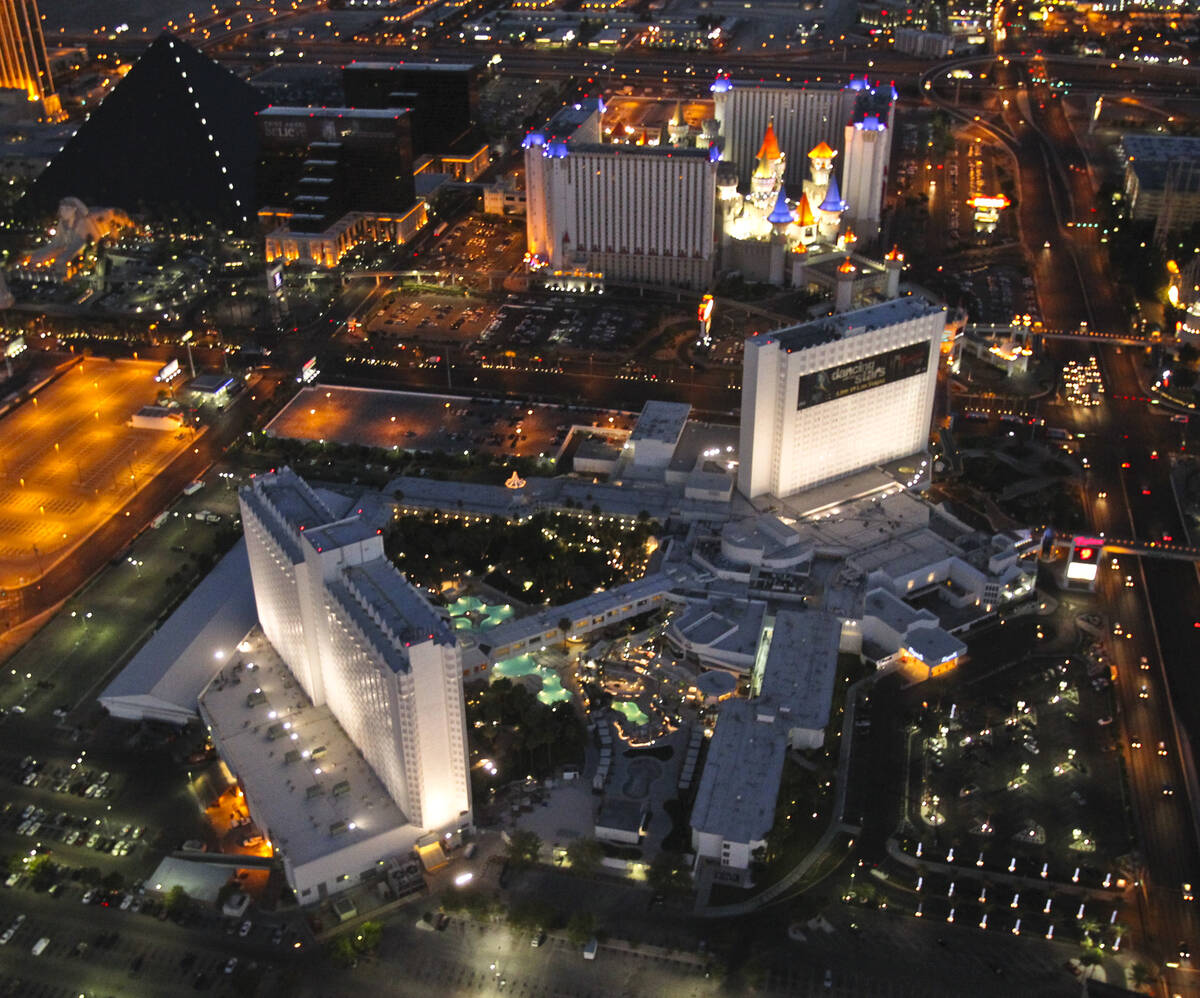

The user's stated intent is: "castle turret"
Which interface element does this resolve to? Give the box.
[835,257,856,313]
[885,245,904,298]
[767,187,794,233]
[816,173,847,241]
[710,73,732,139]
[752,118,785,198]
[668,101,690,146]
[808,141,836,187]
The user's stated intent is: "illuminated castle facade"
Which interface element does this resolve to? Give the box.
[521,76,898,294]
[706,75,899,297]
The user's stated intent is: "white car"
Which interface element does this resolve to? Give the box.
[224,957,239,974]
[81,889,95,905]
[238,920,252,938]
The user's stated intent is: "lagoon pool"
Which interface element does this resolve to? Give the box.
[612,700,650,726]
[492,653,572,705]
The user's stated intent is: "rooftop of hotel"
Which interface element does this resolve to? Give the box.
[100,539,258,718]
[198,629,414,870]
[258,106,411,119]
[1120,133,1200,161]
[245,467,335,534]
[746,296,943,353]
[542,98,603,140]
[303,515,382,553]
[478,570,679,654]
[690,699,786,843]
[630,400,692,446]
[667,421,740,476]
[341,559,457,657]
[672,598,766,660]
[862,587,937,634]
[906,626,967,665]
[343,61,480,73]
[569,143,712,159]
[755,609,841,731]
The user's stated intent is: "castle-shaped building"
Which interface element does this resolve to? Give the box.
[714,115,900,305]
[520,75,899,297]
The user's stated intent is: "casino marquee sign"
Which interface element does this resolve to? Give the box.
[797,341,929,411]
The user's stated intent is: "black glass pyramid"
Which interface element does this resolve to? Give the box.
[26,33,268,223]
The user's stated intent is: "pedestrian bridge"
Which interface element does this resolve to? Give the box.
[1099,538,1200,563]
[965,324,1158,347]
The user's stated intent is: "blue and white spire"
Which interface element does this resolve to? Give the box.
[767,187,794,226]
[819,173,847,214]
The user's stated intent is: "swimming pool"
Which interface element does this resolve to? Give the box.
[446,594,516,631]
[612,700,650,726]
[492,653,572,705]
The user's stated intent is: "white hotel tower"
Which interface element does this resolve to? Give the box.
[524,97,718,289]
[239,468,472,833]
[738,297,945,499]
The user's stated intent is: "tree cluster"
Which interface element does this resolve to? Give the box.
[385,509,655,602]
[467,678,584,780]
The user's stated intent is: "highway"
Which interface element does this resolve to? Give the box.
[926,10,1200,986]
[1067,347,1200,994]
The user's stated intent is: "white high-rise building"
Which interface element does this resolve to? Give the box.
[738,297,945,499]
[711,76,858,189]
[239,468,471,833]
[840,84,896,239]
[524,98,718,289]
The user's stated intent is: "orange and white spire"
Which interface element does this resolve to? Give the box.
[756,119,782,163]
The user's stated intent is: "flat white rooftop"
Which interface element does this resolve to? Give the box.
[100,538,258,724]
[756,610,841,731]
[199,629,417,873]
[629,400,691,447]
[747,296,943,354]
[690,699,785,844]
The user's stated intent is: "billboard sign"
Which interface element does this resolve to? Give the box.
[797,341,929,410]
[1066,536,1102,582]
[155,358,181,383]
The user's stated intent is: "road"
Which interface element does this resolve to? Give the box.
[1080,346,1200,990]
[927,13,1200,987]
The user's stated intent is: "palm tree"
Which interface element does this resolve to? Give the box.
[1079,946,1103,980]
[1130,961,1156,992]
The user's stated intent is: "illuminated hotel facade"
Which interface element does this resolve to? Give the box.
[524,98,718,289]
[0,0,61,118]
[238,469,472,834]
[738,296,945,499]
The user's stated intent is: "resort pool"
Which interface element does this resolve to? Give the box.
[492,654,572,705]
[446,594,516,631]
[612,701,650,726]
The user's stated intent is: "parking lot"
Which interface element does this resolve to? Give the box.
[0,357,195,588]
[365,294,496,347]
[266,385,636,462]
[914,637,1129,867]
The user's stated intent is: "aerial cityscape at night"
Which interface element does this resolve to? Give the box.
[1,0,1199,995]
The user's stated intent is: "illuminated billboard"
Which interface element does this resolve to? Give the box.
[797,341,929,410]
[1066,538,1101,582]
[155,358,181,383]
